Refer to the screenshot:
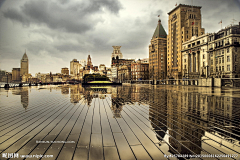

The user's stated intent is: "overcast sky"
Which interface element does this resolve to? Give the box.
[0,0,240,75]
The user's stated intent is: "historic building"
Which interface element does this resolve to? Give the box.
[167,4,205,79]
[80,59,86,67]
[86,55,93,70]
[181,34,209,79]
[208,23,240,78]
[20,51,29,77]
[61,67,69,75]
[117,65,131,83]
[70,59,82,77]
[12,68,21,82]
[111,46,123,64]
[149,19,167,80]
[131,60,149,81]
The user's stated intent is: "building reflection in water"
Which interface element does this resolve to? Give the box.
[12,88,29,111]
[7,84,239,156]
[149,86,168,145]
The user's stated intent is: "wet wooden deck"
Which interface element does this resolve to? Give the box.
[0,85,240,160]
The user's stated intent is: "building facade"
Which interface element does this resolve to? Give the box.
[149,19,167,80]
[181,34,209,79]
[70,59,82,77]
[87,55,93,70]
[111,46,123,64]
[131,60,149,80]
[80,59,87,67]
[12,68,21,82]
[167,4,205,79]
[61,67,69,75]
[208,23,240,78]
[20,51,29,78]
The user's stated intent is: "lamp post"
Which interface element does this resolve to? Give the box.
[4,72,9,88]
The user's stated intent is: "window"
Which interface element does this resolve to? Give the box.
[219,58,221,64]
[222,66,224,71]
[203,54,205,59]
[227,48,229,53]
[222,57,224,63]
[216,67,218,72]
[184,59,186,62]
[227,56,230,62]
[203,62,205,67]
[222,50,224,54]
[227,65,230,71]
[219,66,221,71]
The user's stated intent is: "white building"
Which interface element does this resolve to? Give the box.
[181,34,209,79]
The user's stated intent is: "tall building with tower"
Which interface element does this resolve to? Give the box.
[149,19,167,81]
[87,55,93,70]
[111,46,123,64]
[70,59,81,76]
[20,51,29,77]
[167,4,205,79]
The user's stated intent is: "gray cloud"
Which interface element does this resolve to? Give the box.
[3,0,122,34]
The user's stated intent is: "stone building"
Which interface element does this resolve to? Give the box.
[181,34,209,79]
[208,23,240,78]
[86,55,93,70]
[131,60,149,80]
[80,59,87,67]
[99,64,106,71]
[70,59,82,79]
[149,19,167,80]
[167,4,205,79]
[112,58,134,82]
[12,68,21,82]
[111,46,123,64]
[61,67,69,75]
[117,65,131,83]
[20,51,29,77]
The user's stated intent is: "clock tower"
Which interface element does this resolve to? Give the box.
[111,46,123,64]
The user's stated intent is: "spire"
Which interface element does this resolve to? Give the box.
[152,19,167,39]
[22,50,28,60]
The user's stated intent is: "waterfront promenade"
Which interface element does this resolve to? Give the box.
[0,84,240,160]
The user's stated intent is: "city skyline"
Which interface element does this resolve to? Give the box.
[0,0,240,75]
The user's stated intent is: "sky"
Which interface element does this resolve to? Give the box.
[0,0,240,76]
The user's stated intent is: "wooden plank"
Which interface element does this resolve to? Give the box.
[103,98,122,133]
[92,99,101,134]
[19,103,78,156]
[115,118,141,146]
[131,145,152,160]
[1,102,75,153]
[58,103,88,159]
[43,102,84,158]
[104,146,119,160]
[120,110,166,160]
[100,98,115,147]
[89,134,103,160]
[77,100,94,147]
[113,133,135,160]
[73,147,89,160]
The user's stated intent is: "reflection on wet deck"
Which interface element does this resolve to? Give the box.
[0,85,240,160]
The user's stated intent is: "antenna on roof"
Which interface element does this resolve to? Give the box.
[231,14,236,25]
